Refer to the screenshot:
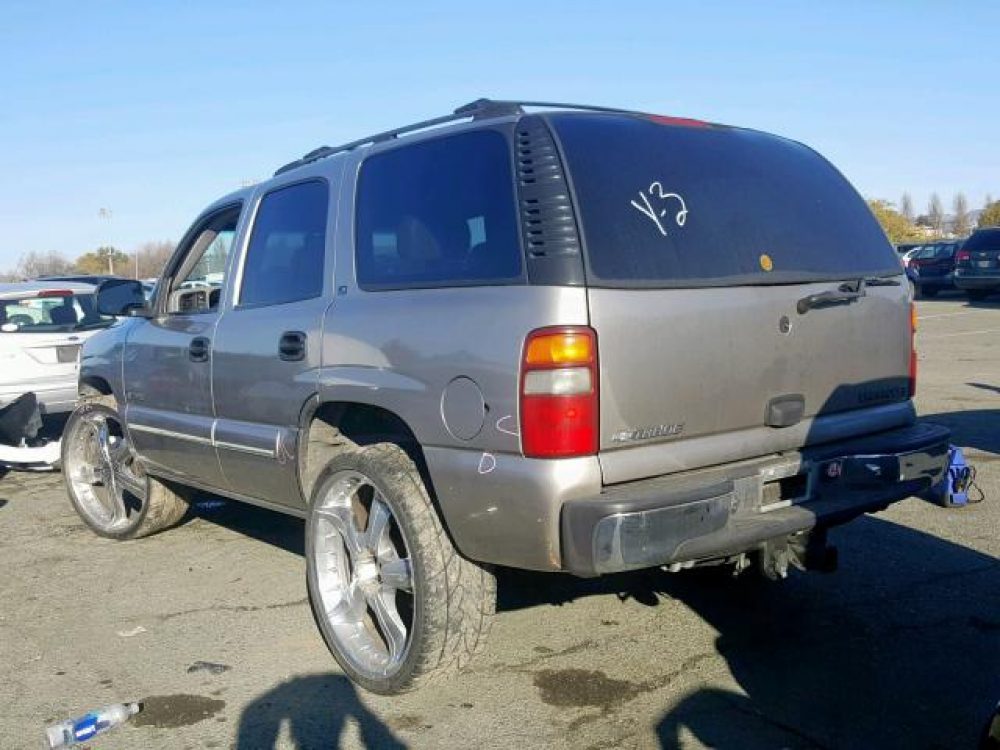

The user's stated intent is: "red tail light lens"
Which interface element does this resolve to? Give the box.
[520,327,598,458]
[909,303,917,398]
[956,250,971,263]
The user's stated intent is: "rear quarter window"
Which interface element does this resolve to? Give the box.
[550,114,900,287]
[354,129,523,290]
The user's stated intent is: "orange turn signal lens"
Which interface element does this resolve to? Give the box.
[910,303,918,332]
[524,330,595,366]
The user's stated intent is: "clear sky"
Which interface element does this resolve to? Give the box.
[1,1,997,269]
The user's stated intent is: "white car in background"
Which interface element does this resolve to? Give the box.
[0,281,115,415]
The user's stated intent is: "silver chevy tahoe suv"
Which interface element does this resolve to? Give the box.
[62,99,951,694]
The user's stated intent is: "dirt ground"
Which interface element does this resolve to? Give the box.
[1,294,998,750]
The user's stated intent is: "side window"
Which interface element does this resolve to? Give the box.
[355,129,522,289]
[166,205,242,314]
[240,181,329,307]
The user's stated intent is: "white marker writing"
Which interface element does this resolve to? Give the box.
[477,452,497,475]
[631,182,688,236]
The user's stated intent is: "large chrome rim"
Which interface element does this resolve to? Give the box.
[312,470,414,679]
[65,410,147,532]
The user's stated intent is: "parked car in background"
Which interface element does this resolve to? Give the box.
[895,242,922,255]
[954,227,1000,300]
[37,274,122,286]
[900,246,921,297]
[906,240,963,298]
[0,282,114,414]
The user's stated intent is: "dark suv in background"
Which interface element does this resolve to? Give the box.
[907,240,963,298]
[955,228,1000,300]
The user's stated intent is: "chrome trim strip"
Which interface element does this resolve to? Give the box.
[129,423,214,446]
[215,439,275,458]
[130,422,276,457]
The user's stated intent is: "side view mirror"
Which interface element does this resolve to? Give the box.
[95,279,150,318]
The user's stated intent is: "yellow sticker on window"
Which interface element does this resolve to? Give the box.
[760,254,774,272]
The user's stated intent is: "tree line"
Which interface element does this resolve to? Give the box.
[868,193,999,245]
[0,241,175,283]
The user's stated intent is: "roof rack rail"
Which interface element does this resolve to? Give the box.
[273,98,640,176]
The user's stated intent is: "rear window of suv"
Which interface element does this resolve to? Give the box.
[550,114,900,287]
[355,129,522,290]
[962,228,1000,253]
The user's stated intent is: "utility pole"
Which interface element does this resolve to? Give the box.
[98,207,114,275]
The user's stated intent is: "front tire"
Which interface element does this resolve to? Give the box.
[306,443,495,694]
[62,398,189,539]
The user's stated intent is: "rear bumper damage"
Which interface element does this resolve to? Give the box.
[561,422,951,576]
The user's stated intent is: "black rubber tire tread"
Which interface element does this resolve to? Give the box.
[62,396,190,540]
[305,442,495,695]
[966,289,992,301]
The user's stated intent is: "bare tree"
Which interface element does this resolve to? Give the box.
[15,250,74,279]
[900,193,914,222]
[952,193,970,236]
[132,240,175,279]
[928,194,944,234]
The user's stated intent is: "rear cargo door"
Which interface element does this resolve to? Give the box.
[550,114,911,484]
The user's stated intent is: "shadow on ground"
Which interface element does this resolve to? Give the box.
[499,514,1000,749]
[191,407,999,749]
[189,497,305,555]
[235,673,405,749]
[920,409,1000,456]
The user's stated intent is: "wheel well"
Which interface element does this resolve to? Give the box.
[79,377,113,397]
[300,402,429,503]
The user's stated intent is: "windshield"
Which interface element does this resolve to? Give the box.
[550,114,901,287]
[0,293,113,333]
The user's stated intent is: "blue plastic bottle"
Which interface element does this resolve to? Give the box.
[45,702,142,748]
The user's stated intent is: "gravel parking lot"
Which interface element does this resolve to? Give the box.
[1,295,998,750]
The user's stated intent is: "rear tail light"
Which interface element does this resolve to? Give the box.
[909,302,918,398]
[37,289,73,298]
[955,250,971,263]
[520,326,598,458]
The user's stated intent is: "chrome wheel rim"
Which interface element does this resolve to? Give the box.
[312,470,414,679]
[65,410,147,532]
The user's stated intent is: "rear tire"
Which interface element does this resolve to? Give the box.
[306,443,495,694]
[62,396,190,540]
[918,285,937,298]
[966,289,992,301]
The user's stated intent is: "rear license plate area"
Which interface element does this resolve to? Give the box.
[816,455,900,492]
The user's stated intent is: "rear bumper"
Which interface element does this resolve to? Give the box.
[0,382,77,414]
[561,422,951,576]
[917,274,955,289]
[954,272,1000,290]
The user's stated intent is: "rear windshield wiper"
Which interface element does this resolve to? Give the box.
[797,281,867,314]
[862,276,901,286]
